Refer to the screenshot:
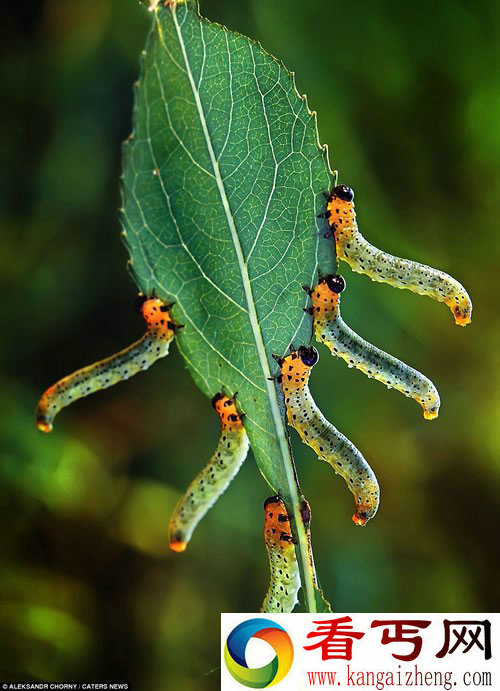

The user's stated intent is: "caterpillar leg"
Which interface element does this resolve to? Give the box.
[36,296,176,432]
[279,346,379,525]
[309,274,440,419]
[168,393,249,553]
[261,496,301,613]
[324,185,472,326]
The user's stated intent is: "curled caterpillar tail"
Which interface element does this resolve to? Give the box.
[168,393,249,553]
[324,185,472,326]
[309,275,440,419]
[261,496,301,613]
[36,297,175,432]
[279,346,379,525]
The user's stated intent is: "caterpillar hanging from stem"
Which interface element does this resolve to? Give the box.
[305,274,440,419]
[36,296,177,432]
[168,393,249,553]
[318,185,472,326]
[275,346,379,526]
[261,496,301,613]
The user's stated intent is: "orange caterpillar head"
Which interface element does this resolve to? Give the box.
[211,393,244,428]
[169,530,187,553]
[447,298,472,327]
[136,295,176,333]
[264,496,296,548]
[327,184,356,229]
[310,274,346,316]
[352,491,379,527]
[36,415,53,434]
[276,346,319,386]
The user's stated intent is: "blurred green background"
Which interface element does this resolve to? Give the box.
[2,0,499,687]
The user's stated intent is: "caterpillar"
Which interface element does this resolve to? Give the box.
[261,496,301,613]
[306,274,440,419]
[320,185,472,326]
[168,393,249,553]
[36,296,176,433]
[276,346,379,526]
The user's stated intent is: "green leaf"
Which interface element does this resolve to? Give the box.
[121,0,335,611]
[314,587,333,614]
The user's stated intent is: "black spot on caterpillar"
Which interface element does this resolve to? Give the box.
[261,496,301,613]
[308,275,440,419]
[168,394,249,552]
[279,347,379,526]
[324,185,472,326]
[36,297,176,432]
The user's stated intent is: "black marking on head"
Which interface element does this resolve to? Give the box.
[135,294,148,314]
[325,274,346,294]
[298,346,319,367]
[264,495,282,510]
[211,392,225,408]
[272,353,285,367]
[333,184,354,202]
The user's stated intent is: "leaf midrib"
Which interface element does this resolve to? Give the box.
[154,5,316,613]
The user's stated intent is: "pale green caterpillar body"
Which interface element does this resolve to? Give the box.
[277,347,379,526]
[36,297,176,432]
[322,185,472,326]
[168,393,249,552]
[261,496,301,613]
[308,275,440,419]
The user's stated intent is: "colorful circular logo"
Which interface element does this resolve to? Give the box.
[224,618,294,688]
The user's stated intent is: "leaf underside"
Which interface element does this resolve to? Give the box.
[121,0,335,611]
